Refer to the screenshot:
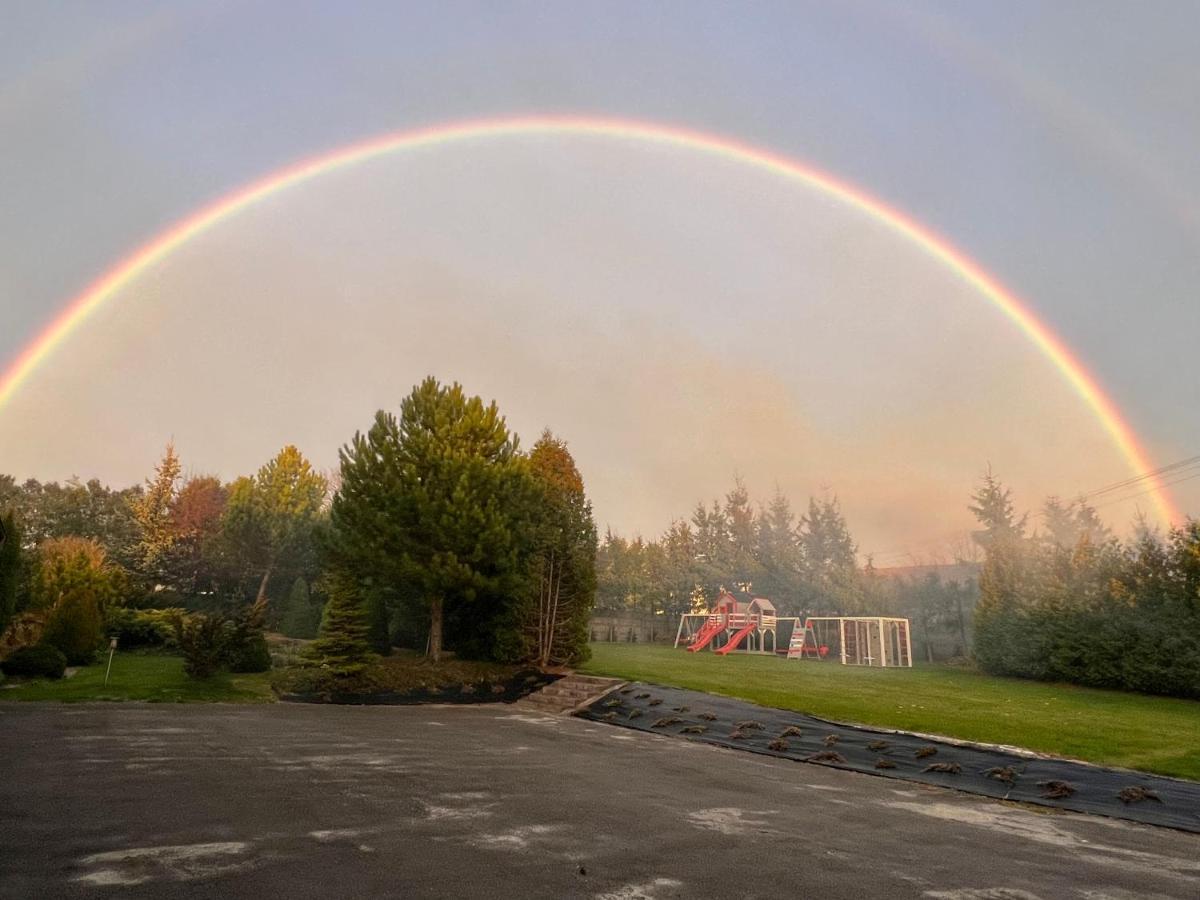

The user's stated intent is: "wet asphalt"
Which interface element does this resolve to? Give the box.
[1,702,1198,899]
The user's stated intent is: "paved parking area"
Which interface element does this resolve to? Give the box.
[1,702,1198,898]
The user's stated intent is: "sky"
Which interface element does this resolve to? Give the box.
[1,1,1197,562]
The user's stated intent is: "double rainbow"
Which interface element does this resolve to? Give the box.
[0,114,1179,524]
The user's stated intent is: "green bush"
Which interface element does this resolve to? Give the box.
[171,611,229,679]
[227,631,272,673]
[105,607,181,648]
[41,587,104,665]
[2,643,67,679]
[225,598,271,673]
[279,577,321,639]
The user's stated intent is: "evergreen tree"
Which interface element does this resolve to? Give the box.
[303,576,373,675]
[723,477,762,592]
[280,576,321,639]
[41,586,104,665]
[133,442,181,580]
[324,377,535,661]
[799,494,858,608]
[0,511,20,633]
[1039,495,1077,547]
[756,488,801,609]
[968,466,1027,547]
[365,590,392,655]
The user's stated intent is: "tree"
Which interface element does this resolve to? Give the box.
[303,576,373,675]
[365,591,392,655]
[799,494,858,609]
[41,586,104,665]
[525,430,598,666]
[2,476,142,570]
[164,475,228,597]
[28,537,123,612]
[132,442,181,580]
[0,511,20,633]
[756,488,801,609]
[222,446,328,604]
[968,465,1026,548]
[280,576,321,639]
[969,469,1033,676]
[324,377,535,662]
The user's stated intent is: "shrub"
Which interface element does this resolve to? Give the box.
[1,643,67,679]
[105,607,180,649]
[41,587,104,665]
[228,631,272,673]
[279,577,321,639]
[225,598,271,673]
[28,537,122,611]
[171,611,229,679]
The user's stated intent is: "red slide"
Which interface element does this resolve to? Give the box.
[686,619,724,652]
[714,622,757,655]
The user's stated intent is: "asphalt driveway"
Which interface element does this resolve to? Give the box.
[1,702,1197,898]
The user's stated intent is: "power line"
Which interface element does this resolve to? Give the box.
[1076,454,1200,501]
[1090,469,1200,512]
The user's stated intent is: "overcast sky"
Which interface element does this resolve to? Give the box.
[1,1,1197,561]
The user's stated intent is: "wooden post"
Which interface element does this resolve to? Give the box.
[838,619,847,665]
[878,617,887,667]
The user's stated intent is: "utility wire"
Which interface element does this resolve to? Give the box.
[1090,469,1200,512]
[1076,454,1200,501]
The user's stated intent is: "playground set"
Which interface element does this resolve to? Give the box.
[674,590,912,667]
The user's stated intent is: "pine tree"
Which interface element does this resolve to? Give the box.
[133,442,181,580]
[324,377,536,662]
[366,591,392,655]
[280,576,320,639]
[799,494,858,609]
[0,510,21,633]
[303,577,373,675]
[968,465,1026,548]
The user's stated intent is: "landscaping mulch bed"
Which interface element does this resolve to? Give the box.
[276,658,558,706]
[578,681,1200,834]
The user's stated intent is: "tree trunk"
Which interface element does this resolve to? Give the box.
[955,594,968,652]
[256,567,273,604]
[429,596,444,662]
[543,559,562,668]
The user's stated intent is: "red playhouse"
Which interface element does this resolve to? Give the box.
[673,590,792,655]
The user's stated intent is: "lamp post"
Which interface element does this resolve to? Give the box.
[104,638,118,686]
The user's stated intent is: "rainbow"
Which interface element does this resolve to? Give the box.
[0,114,1180,524]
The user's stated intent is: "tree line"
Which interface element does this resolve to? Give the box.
[593,480,979,660]
[0,376,598,677]
[969,469,1200,698]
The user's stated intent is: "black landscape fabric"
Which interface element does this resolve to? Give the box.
[577,681,1200,834]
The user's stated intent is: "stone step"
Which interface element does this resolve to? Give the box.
[514,674,625,715]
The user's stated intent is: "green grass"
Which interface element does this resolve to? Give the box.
[581,643,1200,780]
[0,653,274,703]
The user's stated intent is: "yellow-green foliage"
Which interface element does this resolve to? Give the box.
[29,537,124,611]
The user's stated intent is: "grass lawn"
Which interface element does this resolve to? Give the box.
[581,643,1200,780]
[0,653,274,703]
